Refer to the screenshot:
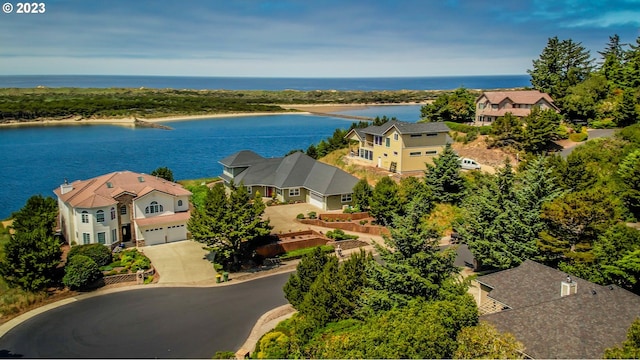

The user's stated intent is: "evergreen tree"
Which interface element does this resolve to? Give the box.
[10,195,57,235]
[454,322,525,359]
[187,183,271,270]
[369,176,400,226]
[425,143,466,204]
[488,113,524,148]
[0,227,62,291]
[618,149,640,218]
[623,36,640,89]
[420,87,476,123]
[461,157,563,270]
[364,191,460,312]
[351,178,373,212]
[150,166,174,182]
[520,107,563,153]
[528,36,594,101]
[616,89,639,127]
[305,144,318,159]
[298,250,371,326]
[604,318,640,359]
[594,223,640,290]
[599,34,626,87]
[283,246,330,309]
[560,73,610,122]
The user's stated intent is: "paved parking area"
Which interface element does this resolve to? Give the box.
[264,203,327,233]
[140,240,216,284]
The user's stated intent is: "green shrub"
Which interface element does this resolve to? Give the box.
[68,243,112,267]
[296,213,305,219]
[255,331,290,359]
[326,229,359,240]
[569,131,588,142]
[144,275,154,284]
[308,211,317,219]
[63,255,102,290]
[130,257,151,271]
[279,245,334,260]
[359,219,368,225]
[589,118,617,129]
[99,265,113,271]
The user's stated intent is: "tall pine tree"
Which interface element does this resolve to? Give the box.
[425,143,466,204]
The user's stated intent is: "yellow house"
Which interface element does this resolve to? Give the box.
[345,120,451,174]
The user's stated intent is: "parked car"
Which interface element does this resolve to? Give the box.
[460,158,481,170]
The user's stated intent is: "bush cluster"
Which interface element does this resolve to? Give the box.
[63,255,102,290]
[325,229,359,241]
[67,243,112,267]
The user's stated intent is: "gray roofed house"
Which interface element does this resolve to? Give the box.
[219,150,359,211]
[345,120,451,174]
[475,260,640,359]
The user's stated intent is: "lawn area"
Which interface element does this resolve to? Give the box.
[177,177,220,209]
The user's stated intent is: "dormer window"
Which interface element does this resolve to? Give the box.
[145,201,163,214]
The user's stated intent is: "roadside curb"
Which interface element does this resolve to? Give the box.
[235,304,296,359]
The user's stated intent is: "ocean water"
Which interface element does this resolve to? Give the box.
[0,105,424,219]
[0,75,531,91]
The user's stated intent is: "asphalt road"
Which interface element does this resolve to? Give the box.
[0,273,291,359]
[559,128,616,158]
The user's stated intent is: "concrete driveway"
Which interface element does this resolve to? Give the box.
[140,240,216,284]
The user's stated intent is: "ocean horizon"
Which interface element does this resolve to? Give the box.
[0,74,531,91]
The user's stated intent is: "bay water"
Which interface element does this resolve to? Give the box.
[0,106,423,219]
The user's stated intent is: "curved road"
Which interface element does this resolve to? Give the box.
[0,273,290,358]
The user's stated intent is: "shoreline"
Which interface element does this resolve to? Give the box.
[0,102,423,129]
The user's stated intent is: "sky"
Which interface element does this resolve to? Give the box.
[1,0,640,77]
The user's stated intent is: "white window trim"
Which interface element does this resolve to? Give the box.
[289,188,300,197]
[81,211,89,223]
[82,232,91,244]
[409,151,422,157]
[96,210,105,223]
[341,193,352,203]
[97,232,106,244]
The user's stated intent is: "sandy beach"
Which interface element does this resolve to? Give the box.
[0,102,424,129]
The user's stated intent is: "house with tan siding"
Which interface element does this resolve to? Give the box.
[475,90,559,124]
[344,120,451,174]
[54,171,191,247]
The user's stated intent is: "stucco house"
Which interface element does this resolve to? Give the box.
[475,90,559,123]
[476,260,640,359]
[54,171,192,247]
[219,150,358,211]
[344,120,451,173]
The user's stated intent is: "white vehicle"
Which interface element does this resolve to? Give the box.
[460,158,481,170]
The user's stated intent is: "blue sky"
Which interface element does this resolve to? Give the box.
[1,0,639,77]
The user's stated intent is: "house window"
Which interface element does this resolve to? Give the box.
[289,188,300,197]
[425,150,438,155]
[393,151,398,156]
[385,138,390,147]
[97,232,106,244]
[245,186,252,194]
[81,211,89,223]
[393,133,398,141]
[410,151,422,157]
[341,194,352,203]
[492,104,498,109]
[111,228,117,243]
[82,233,90,244]
[410,134,422,138]
[178,200,183,207]
[145,201,163,214]
[110,207,116,220]
[384,153,388,157]
[120,206,127,215]
[96,210,105,223]
[426,133,438,137]
[374,136,383,145]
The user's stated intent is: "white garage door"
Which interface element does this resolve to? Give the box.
[143,228,165,246]
[309,191,325,210]
[167,224,187,242]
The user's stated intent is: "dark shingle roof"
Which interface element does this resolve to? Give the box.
[479,260,640,359]
[222,151,359,196]
[477,260,593,309]
[361,120,450,136]
[219,150,264,167]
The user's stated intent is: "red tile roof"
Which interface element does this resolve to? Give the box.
[54,171,191,208]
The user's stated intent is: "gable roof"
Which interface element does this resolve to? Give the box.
[222,151,359,196]
[479,260,640,359]
[219,149,265,167]
[359,120,450,136]
[477,90,557,107]
[54,171,191,209]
